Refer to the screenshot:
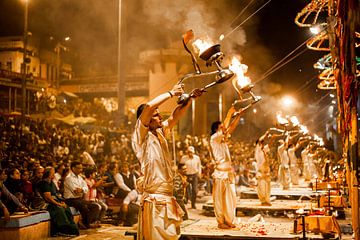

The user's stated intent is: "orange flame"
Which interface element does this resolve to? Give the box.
[229,57,251,88]
[299,125,309,134]
[276,113,289,125]
[193,39,213,55]
[289,116,299,126]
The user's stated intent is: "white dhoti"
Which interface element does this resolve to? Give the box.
[257,174,271,204]
[212,174,237,226]
[290,166,299,185]
[278,165,290,189]
[138,193,184,240]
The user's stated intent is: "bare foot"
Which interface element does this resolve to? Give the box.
[261,202,272,206]
[218,223,231,229]
[228,223,236,228]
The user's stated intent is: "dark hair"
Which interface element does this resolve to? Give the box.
[136,103,147,119]
[84,167,96,178]
[108,162,118,171]
[43,167,54,179]
[177,163,186,170]
[211,121,222,135]
[70,161,81,169]
[8,168,19,177]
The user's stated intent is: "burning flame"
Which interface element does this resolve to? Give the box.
[276,113,289,125]
[289,116,299,126]
[193,39,213,55]
[299,125,309,134]
[229,57,251,88]
[314,134,324,146]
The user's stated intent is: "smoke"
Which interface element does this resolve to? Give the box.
[140,0,247,50]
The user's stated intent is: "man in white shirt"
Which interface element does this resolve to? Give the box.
[114,162,138,224]
[64,161,100,229]
[132,84,202,240]
[180,146,201,209]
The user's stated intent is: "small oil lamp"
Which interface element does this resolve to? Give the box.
[177,31,234,105]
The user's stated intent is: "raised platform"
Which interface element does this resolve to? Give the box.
[240,187,315,200]
[203,198,312,217]
[180,219,299,240]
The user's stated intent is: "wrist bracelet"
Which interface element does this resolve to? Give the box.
[168,91,173,98]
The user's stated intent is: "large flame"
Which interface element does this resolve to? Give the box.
[276,113,289,125]
[313,134,324,146]
[229,57,251,88]
[193,39,213,55]
[299,125,309,134]
[289,116,300,126]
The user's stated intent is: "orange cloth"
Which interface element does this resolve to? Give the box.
[319,195,346,208]
[298,215,341,237]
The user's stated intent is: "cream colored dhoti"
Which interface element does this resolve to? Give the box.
[257,174,271,204]
[212,174,237,226]
[138,193,184,240]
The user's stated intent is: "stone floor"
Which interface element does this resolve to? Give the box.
[47,190,354,239]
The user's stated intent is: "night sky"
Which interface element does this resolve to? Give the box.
[0,0,330,133]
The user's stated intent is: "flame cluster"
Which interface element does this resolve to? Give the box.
[193,39,213,55]
[192,38,252,89]
[229,57,252,88]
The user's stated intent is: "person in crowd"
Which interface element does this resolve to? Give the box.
[210,104,246,229]
[53,163,66,192]
[63,161,100,229]
[113,162,138,224]
[173,163,189,220]
[0,168,28,221]
[84,167,108,223]
[4,168,23,200]
[31,166,45,191]
[103,162,117,196]
[20,169,33,206]
[38,167,79,236]
[180,146,202,209]
[255,134,272,206]
[238,168,252,187]
[277,139,290,190]
[132,83,202,239]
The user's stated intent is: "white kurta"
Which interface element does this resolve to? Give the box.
[210,130,237,226]
[132,119,183,240]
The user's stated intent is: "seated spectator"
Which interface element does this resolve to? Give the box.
[84,167,108,223]
[53,163,65,192]
[31,166,45,191]
[103,162,117,196]
[173,163,189,220]
[114,162,138,224]
[20,169,33,206]
[238,168,251,187]
[63,161,100,229]
[38,167,79,236]
[0,168,28,221]
[30,166,48,210]
[4,168,23,201]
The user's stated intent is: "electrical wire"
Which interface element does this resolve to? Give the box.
[255,47,309,84]
[223,0,272,39]
[228,0,257,27]
[260,37,310,78]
